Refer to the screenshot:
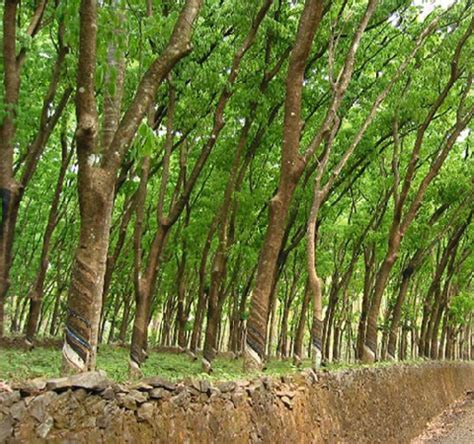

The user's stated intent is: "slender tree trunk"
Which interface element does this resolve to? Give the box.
[293,281,310,365]
[323,281,340,362]
[118,290,132,344]
[130,223,169,371]
[25,137,72,343]
[50,272,67,337]
[101,194,134,319]
[1,2,69,335]
[245,0,325,371]
[202,117,252,372]
[228,285,241,354]
[387,267,414,359]
[49,291,62,336]
[190,217,217,353]
[363,18,474,362]
[107,294,122,343]
[176,243,188,350]
[363,238,399,363]
[462,319,470,360]
[278,275,298,359]
[333,325,341,362]
[0,0,20,336]
[357,246,375,359]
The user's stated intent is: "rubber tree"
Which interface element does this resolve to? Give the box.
[362,15,474,363]
[129,0,274,375]
[306,6,438,368]
[243,0,326,371]
[201,1,291,372]
[385,202,455,359]
[25,133,74,344]
[62,0,202,373]
[0,0,71,336]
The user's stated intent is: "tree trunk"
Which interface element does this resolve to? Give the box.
[363,237,399,363]
[190,218,217,353]
[333,325,341,362]
[63,169,115,371]
[386,203,449,358]
[293,282,310,365]
[244,0,324,371]
[176,246,188,350]
[25,137,72,343]
[130,225,169,371]
[118,290,132,344]
[357,246,375,359]
[0,0,20,337]
[63,0,202,373]
[362,17,474,363]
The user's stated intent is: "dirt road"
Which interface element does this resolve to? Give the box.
[412,391,474,443]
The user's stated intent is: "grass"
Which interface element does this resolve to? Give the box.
[0,345,309,383]
[0,344,427,384]
[1,346,62,382]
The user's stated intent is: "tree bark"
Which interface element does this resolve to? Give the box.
[244,0,325,371]
[386,204,449,358]
[25,135,73,343]
[189,216,217,353]
[357,245,375,359]
[63,0,202,373]
[0,0,68,335]
[293,281,310,365]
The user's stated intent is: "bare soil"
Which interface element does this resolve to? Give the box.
[413,391,474,443]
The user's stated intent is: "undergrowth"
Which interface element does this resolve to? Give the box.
[0,344,427,383]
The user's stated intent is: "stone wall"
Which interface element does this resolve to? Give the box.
[1,362,473,443]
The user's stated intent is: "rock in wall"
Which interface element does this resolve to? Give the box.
[0,362,473,443]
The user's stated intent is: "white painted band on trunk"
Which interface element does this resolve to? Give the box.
[129,360,140,369]
[246,343,262,366]
[202,357,212,373]
[363,344,376,361]
[63,342,85,370]
[312,345,322,369]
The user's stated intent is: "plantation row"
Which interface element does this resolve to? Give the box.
[0,0,472,376]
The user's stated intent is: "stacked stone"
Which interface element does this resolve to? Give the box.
[0,370,308,442]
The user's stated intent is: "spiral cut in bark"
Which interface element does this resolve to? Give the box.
[362,337,377,363]
[245,320,266,367]
[63,246,101,372]
[202,342,217,373]
[202,357,212,374]
[130,337,148,367]
[63,320,91,371]
[293,354,302,367]
[244,327,264,371]
[129,339,147,378]
[387,351,396,361]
